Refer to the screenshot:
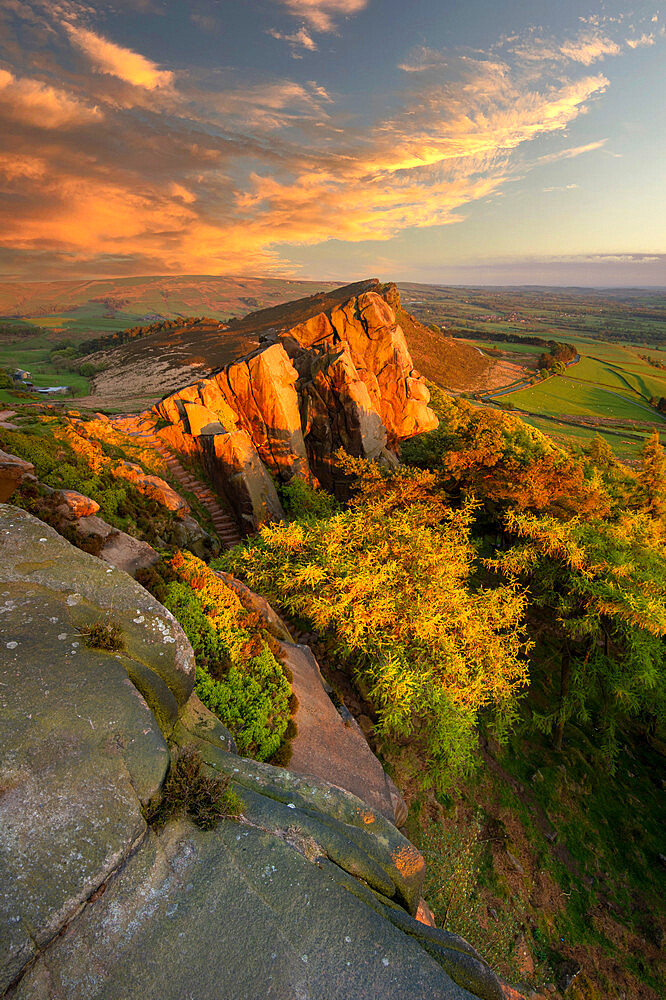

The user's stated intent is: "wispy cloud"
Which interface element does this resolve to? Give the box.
[398,46,446,73]
[508,27,621,66]
[0,67,101,127]
[537,139,608,165]
[275,0,369,33]
[543,183,579,193]
[627,33,656,49]
[64,23,174,89]
[267,26,318,57]
[0,4,657,278]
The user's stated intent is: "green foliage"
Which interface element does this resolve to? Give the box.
[160,552,292,762]
[278,475,339,520]
[487,509,666,757]
[145,746,243,831]
[1,423,177,545]
[220,457,531,791]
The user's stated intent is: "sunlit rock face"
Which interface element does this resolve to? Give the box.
[213,342,310,481]
[152,286,438,524]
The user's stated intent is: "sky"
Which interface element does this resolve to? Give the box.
[0,0,664,286]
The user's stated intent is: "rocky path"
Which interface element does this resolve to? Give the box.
[0,409,18,430]
[125,428,242,549]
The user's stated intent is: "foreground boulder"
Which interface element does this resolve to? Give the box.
[0,507,503,1000]
[151,282,438,523]
[0,451,34,503]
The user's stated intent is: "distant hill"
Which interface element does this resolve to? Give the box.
[0,275,342,338]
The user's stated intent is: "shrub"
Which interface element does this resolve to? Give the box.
[159,552,293,761]
[220,456,531,791]
[145,746,243,831]
[278,476,339,520]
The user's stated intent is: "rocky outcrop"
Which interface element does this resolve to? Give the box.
[0,450,34,502]
[151,283,438,525]
[53,489,100,518]
[85,517,161,576]
[0,506,503,1000]
[200,427,285,532]
[112,459,189,514]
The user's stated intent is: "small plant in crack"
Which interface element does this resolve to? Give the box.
[78,620,125,652]
[144,746,244,832]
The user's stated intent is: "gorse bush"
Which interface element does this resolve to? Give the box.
[161,552,292,761]
[220,456,531,791]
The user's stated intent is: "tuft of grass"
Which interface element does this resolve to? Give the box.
[79,620,125,652]
[145,746,243,832]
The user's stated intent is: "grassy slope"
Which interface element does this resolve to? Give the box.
[394,287,665,463]
[406,648,666,1000]
[0,275,343,335]
[472,337,666,461]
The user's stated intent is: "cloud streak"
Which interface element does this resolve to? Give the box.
[276,0,369,33]
[64,23,174,89]
[0,4,657,278]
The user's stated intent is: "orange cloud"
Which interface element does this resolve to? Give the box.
[64,24,174,89]
[278,0,369,32]
[0,152,46,181]
[0,68,102,127]
[268,26,318,56]
[627,33,656,48]
[0,15,628,277]
[508,27,621,65]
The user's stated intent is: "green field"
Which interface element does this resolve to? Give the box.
[0,333,91,405]
[402,283,666,345]
[482,337,666,461]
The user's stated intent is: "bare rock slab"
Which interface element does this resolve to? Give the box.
[0,505,195,711]
[11,819,483,1000]
[282,640,407,827]
[0,584,169,994]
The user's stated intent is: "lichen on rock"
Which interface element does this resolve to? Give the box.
[0,505,503,1000]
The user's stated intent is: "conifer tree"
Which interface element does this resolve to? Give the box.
[487,510,666,756]
[637,429,666,521]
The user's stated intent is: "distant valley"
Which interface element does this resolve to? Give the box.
[2,275,666,460]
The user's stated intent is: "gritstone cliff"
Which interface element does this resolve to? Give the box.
[148,281,438,530]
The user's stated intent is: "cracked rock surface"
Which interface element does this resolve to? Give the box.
[1,507,502,1000]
